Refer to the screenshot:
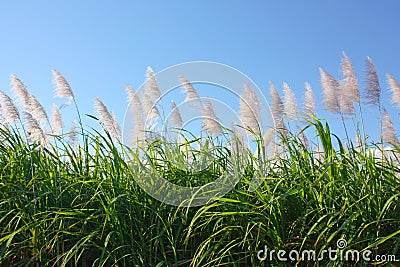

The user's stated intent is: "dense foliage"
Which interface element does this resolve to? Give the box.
[0,119,399,266]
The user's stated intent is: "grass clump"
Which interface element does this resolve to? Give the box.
[1,54,400,266]
[0,120,399,266]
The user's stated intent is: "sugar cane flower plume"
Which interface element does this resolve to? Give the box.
[23,111,46,145]
[202,97,222,136]
[10,74,30,108]
[179,74,203,110]
[282,82,298,121]
[0,90,20,124]
[145,66,162,103]
[239,83,261,136]
[27,95,48,125]
[50,103,63,134]
[141,92,160,131]
[126,85,145,144]
[386,74,400,109]
[364,56,381,107]
[340,51,360,106]
[52,69,74,101]
[10,74,50,126]
[303,82,316,118]
[94,97,121,140]
[170,100,183,130]
[269,82,284,131]
[382,108,400,147]
[111,111,121,139]
[319,67,341,114]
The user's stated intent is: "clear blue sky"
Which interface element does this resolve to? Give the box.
[0,1,399,143]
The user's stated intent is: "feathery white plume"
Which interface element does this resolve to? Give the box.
[320,68,341,114]
[282,82,298,121]
[269,82,284,130]
[126,85,144,116]
[179,74,203,110]
[94,97,113,126]
[202,97,222,136]
[23,111,46,144]
[340,51,360,105]
[111,111,121,139]
[50,103,63,134]
[145,66,161,103]
[94,97,120,139]
[0,90,20,123]
[170,100,183,129]
[239,83,261,136]
[386,74,400,109]
[364,56,381,106]
[28,95,48,124]
[339,92,356,115]
[10,74,30,108]
[126,85,146,144]
[10,75,51,122]
[303,82,316,118]
[338,52,357,115]
[382,109,400,147]
[52,69,74,100]
[141,92,160,121]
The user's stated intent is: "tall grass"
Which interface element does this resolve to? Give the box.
[1,119,399,266]
[1,55,400,266]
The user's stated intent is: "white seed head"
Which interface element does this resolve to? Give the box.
[364,56,381,106]
[28,95,48,124]
[320,68,341,114]
[282,82,298,121]
[303,82,316,118]
[340,51,360,105]
[23,111,46,144]
[0,90,20,123]
[141,92,160,122]
[126,85,144,118]
[202,97,222,136]
[170,100,183,129]
[145,66,161,103]
[10,74,30,108]
[52,69,74,100]
[179,74,203,110]
[239,83,261,136]
[94,97,120,139]
[50,103,63,134]
[111,111,121,139]
[382,109,400,147]
[387,74,400,109]
[269,82,284,130]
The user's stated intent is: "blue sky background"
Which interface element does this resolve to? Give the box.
[0,1,400,144]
